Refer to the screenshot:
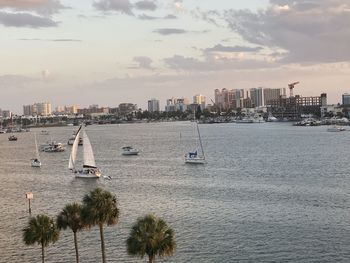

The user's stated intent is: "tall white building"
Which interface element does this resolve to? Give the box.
[193,94,206,110]
[148,98,160,112]
[250,88,264,107]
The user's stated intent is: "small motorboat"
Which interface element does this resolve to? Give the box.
[31,158,42,167]
[121,146,139,155]
[8,135,17,141]
[40,141,65,152]
[327,126,346,132]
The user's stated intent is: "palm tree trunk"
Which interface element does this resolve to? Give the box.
[73,231,79,263]
[99,223,106,263]
[41,242,45,263]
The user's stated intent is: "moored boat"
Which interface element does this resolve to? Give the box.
[121,146,139,155]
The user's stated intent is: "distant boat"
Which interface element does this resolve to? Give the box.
[185,114,206,164]
[31,133,41,167]
[68,125,101,178]
[40,130,50,135]
[327,126,346,132]
[8,135,17,141]
[40,141,65,152]
[121,146,139,155]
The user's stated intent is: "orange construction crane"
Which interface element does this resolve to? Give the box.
[288,81,299,97]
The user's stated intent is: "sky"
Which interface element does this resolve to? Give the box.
[0,0,350,113]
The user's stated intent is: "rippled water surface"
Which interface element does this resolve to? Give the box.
[1,122,350,262]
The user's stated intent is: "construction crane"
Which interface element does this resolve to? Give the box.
[288,81,299,97]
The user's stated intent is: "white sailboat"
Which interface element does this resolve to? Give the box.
[68,125,101,178]
[185,116,206,164]
[31,133,41,167]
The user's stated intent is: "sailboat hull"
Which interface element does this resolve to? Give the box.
[185,156,206,164]
[31,161,42,167]
[74,169,101,178]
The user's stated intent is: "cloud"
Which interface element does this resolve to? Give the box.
[131,56,154,69]
[153,28,187,35]
[93,0,133,15]
[223,0,350,63]
[138,13,177,20]
[164,54,277,71]
[0,0,66,16]
[135,0,157,11]
[19,38,81,42]
[204,44,263,53]
[0,11,58,27]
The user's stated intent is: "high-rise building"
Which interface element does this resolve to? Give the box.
[342,93,350,106]
[250,88,264,107]
[148,98,160,112]
[34,102,52,116]
[193,94,206,110]
[165,97,189,112]
[214,88,245,111]
[264,88,286,106]
[23,105,33,116]
[23,102,51,116]
[2,110,12,118]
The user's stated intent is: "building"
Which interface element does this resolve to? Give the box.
[77,107,109,115]
[268,93,327,119]
[193,94,206,110]
[214,88,244,111]
[2,110,12,118]
[118,103,137,116]
[264,88,286,106]
[342,93,350,106]
[23,105,33,116]
[148,98,160,112]
[165,97,189,112]
[250,88,264,107]
[23,102,52,116]
[35,102,52,116]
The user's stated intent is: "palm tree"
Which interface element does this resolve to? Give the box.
[22,214,60,263]
[127,214,176,263]
[57,203,84,263]
[82,187,119,263]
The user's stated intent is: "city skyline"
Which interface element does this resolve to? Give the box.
[1,0,350,113]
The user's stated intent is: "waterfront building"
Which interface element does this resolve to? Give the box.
[118,103,137,116]
[78,106,109,115]
[267,93,327,119]
[23,102,51,116]
[342,93,350,106]
[23,105,33,116]
[165,97,189,112]
[214,88,244,111]
[264,88,286,106]
[148,98,160,112]
[250,87,264,107]
[2,110,12,118]
[193,94,206,110]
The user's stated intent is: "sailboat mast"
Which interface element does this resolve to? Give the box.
[34,132,39,159]
[196,122,205,158]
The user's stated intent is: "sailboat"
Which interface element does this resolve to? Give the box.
[68,125,101,178]
[31,133,41,167]
[185,113,206,164]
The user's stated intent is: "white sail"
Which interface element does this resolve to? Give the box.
[68,126,82,170]
[82,129,96,168]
